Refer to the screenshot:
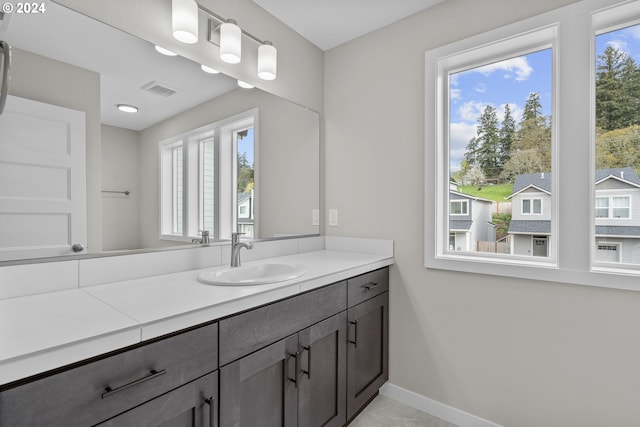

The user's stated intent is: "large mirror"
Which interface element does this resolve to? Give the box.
[0,1,319,262]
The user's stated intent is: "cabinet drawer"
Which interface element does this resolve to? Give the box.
[219,282,347,366]
[0,323,218,427]
[347,267,389,307]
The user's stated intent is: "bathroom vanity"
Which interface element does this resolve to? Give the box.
[0,237,392,426]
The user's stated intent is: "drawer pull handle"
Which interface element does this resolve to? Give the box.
[101,369,166,399]
[348,320,358,347]
[362,282,379,291]
[205,396,215,427]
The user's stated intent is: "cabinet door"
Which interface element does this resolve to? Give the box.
[346,292,389,421]
[220,335,298,427]
[298,311,347,427]
[96,371,218,427]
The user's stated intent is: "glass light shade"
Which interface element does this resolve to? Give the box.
[237,80,254,89]
[155,45,177,56]
[117,104,138,113]
[258,42,277,80]
[172,0,198,44]
[201,64,220,74]
[220,20,241,64]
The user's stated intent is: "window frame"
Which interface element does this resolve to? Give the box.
[522,198,543,215]
[596,195,631,219]
[450,199,469,216]
[159,108,258,242]
[425,0,640,291]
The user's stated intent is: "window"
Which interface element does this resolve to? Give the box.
[450,200,468,215]
[160,109,257,242]
[426,0,640,291]
[522,198,542,215]
[596,196,630,219]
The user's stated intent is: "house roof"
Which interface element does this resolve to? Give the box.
[508,220,551,235]
[506,173,551,199]
[595,167,640,187]
[449,220,473,231]
[449,190,492,204]
[596,225,640,237]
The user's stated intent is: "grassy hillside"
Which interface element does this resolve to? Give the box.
[458,183,513,202]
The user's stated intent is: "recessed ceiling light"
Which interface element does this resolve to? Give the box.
[201,64,220,74]
[117,104,139,113]
[155,45,178,56]
[237,80,254,89]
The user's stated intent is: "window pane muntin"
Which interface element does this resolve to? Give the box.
[450,200,468,215]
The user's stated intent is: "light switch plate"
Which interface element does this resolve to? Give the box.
[329,209,338,226]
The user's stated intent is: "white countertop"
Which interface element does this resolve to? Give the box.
[0,247,393,386]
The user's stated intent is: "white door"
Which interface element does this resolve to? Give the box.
[0,95,86,261]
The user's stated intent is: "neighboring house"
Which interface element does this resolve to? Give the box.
[237,190,254,237]
[506,167,640,260]
[506,172,552,257]
[594,167,640,263]
[449,190,495,251]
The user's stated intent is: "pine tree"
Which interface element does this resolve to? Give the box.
[498,104,516,169]
[475,105,501,177]
[596,46,635,130]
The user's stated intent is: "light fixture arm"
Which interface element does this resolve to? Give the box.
[198,4,268,47]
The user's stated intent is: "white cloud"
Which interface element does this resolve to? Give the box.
[473,56,533,81]
[457,101,488,123]
[449,122,477,171]
[607,39,630,55]
[475,82,487,93]
[450,88,462,100]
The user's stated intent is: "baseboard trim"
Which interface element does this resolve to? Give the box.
[380,383,504,427]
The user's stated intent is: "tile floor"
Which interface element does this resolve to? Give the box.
[350,395,458,427]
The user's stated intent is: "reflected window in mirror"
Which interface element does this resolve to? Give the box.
[160,109,257,242]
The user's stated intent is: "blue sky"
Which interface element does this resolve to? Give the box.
[238,127,254,166]
[448,23,640,173]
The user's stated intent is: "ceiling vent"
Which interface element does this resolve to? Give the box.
[141,81,178,97]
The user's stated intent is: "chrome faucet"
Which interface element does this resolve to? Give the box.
[192,230,210,244]
[231,232,253,267]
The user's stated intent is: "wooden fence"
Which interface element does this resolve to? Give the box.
[477,241,510,254]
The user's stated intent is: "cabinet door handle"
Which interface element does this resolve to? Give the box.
[302,346,311,379]
[286,352,299,388]
[348,320,358,347]
[101,369,166,399]
[205,396,215,427]
[362,282,379,291]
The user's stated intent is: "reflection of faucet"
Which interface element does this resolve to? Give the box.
[231,232,253,267]
[192,230,210,244]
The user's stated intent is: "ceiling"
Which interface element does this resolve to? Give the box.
[252,0,447,51]
[1,2,237,131]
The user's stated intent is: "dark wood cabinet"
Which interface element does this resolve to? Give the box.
[298,311,347,427]
[346,273,389,421]
[0,267,390,427]
[220,334,299,427]
[96,371,218,427]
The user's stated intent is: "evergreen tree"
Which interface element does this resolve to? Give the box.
[514,92,551,171]
[475,105,501,177]
[498,104,516,169]
[596,46,636,130]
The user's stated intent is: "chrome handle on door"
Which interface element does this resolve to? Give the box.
[101,369,166,399]
[362,282,379,291]
[205,396,215,427]
[0,41,10,116]
[286,352,299,388]
[72,243,85,252]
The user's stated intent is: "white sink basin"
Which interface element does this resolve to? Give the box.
[197,263,306,286]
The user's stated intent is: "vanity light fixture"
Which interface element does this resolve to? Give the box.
[257,41,277,80]
[190,4,278,81]
[155,45,178,56]
[237,80,254,89]
[201,64,220,74]
[117,104,139,113]
[172,0,199,44]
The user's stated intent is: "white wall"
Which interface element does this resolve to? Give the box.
[101,125,141,251]
[325,0,640,425]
